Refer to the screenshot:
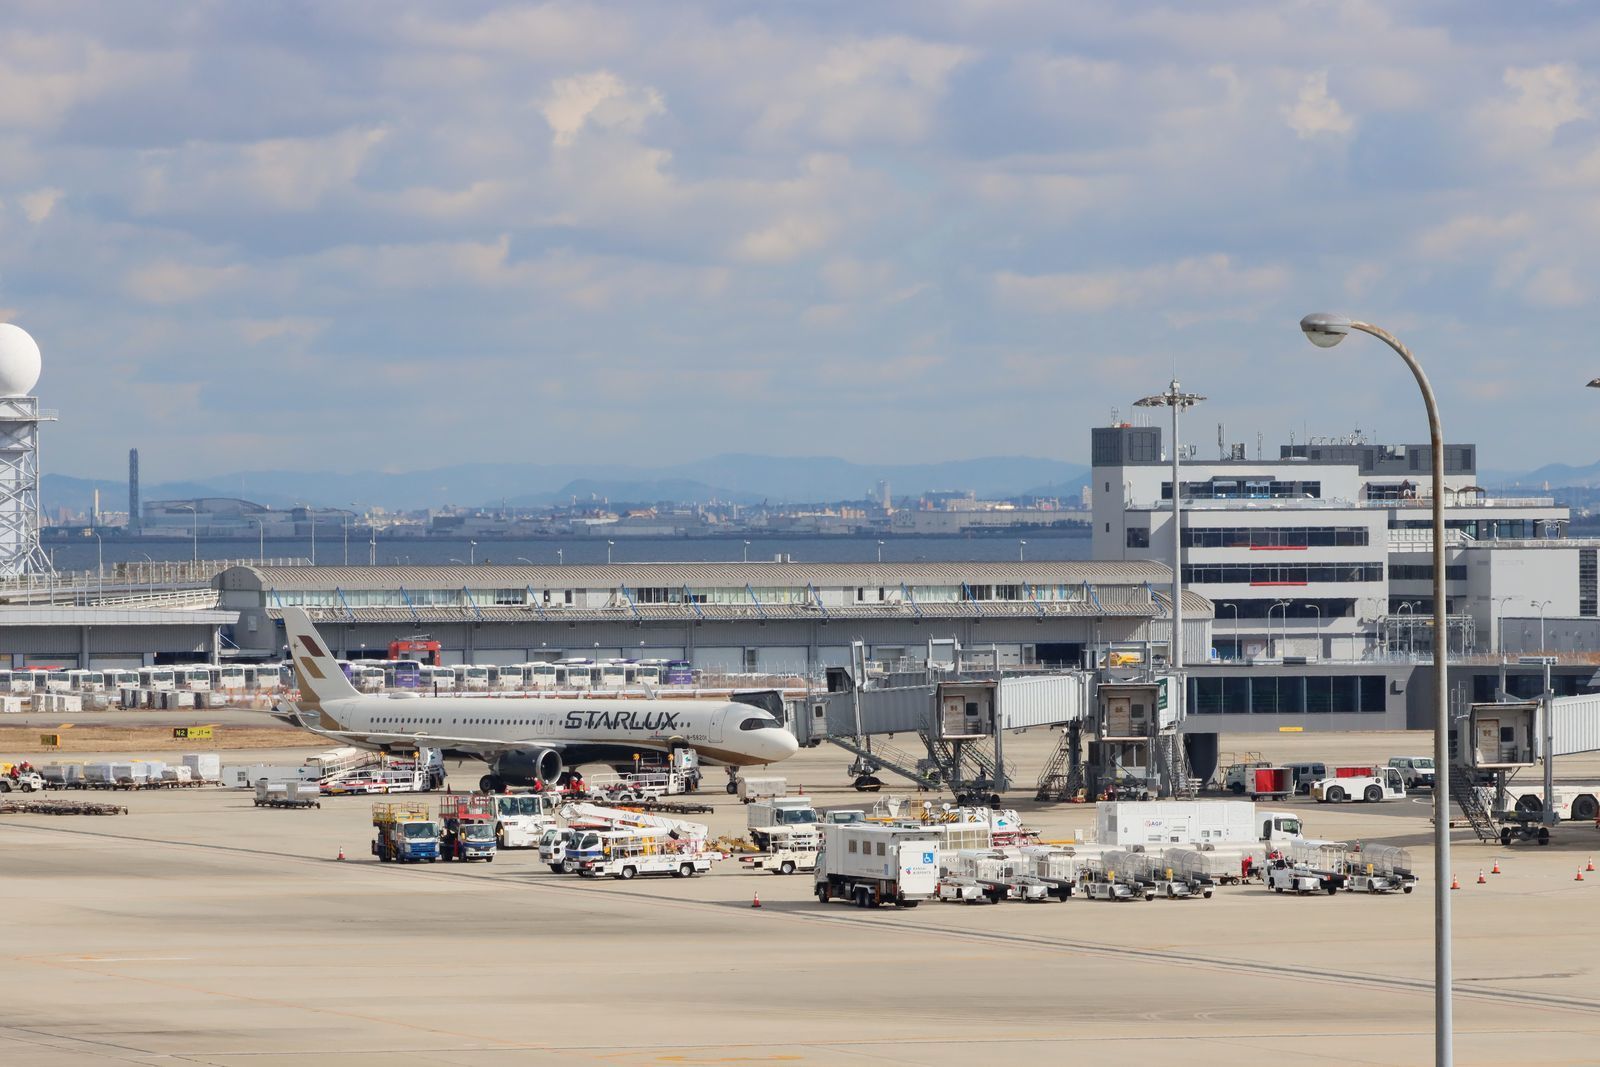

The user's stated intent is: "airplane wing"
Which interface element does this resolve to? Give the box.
[307,726,570,756]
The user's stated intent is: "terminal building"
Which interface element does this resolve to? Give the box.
[213,560,1212,675]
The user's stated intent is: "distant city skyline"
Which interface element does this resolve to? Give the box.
[1,4,1598,477]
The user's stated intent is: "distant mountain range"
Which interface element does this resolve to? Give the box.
[1489,459,1600,490]
[42,454,1092,514]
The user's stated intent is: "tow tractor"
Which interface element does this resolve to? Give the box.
[1079,849,1155,901]
[1146,848,1216,899]
[1014,845,1078,900]
[946,849,1051,902]
[1344,843,1417,894]
[1265,841,1348,895]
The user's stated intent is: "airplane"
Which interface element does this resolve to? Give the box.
[276,607,799,792]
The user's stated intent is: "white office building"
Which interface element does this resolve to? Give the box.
[1091,423,1574,659]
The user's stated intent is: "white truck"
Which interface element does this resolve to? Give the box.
[568,828,716,879]
[487,792,560,848]
[1310,767,1406,803]
[1096,800,1303,848]
[1502,784,1600,824]
[814,823,940,908]
[740,825,820,875]
[748,795,818,849]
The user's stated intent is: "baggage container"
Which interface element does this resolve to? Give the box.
[183,753,222,782]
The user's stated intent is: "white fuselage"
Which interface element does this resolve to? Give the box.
[309,692,797,767]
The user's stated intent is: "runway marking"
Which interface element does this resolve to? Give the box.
[62,955,195,963]
[11,821,1600,1021]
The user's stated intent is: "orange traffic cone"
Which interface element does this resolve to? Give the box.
[1576,868,1585,882]
[1491,860,1501,874]
[1477,870,1486,884]
[751,891,762,909]
[1450,873,1460,890]
[337,845,345,861]
[1587,857,1594,872]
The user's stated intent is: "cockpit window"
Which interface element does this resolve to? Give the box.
[739,716,776,731]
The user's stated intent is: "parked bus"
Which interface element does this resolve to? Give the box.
[526,662,558,688]
[351,664,387,692]
[388,659,423,690]
[419,665,456,691]
[65,669,105,692]
[209,664,247,691]
[174,666,212,692]
[490,665,527,691]
[453,665,491,692]
[101,669,139,691]
[138,667,176,692]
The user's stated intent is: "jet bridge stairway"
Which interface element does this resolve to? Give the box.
[1449,773,1501,844]
[1035,722,1084,802]
[826,735,940,791]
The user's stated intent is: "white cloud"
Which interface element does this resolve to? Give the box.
[1523,265,1586,308]
[541,71,664,148]
[19,187,62,223]
[134,127,388,213]
[994,254,1289,313]
[1282,72,1354,139]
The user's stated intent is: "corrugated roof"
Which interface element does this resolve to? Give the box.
[221,559,1172,591]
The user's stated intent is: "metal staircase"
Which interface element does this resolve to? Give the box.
[1035,723,1084,802]
[1449,773,1500,843]
[826,735,940,789]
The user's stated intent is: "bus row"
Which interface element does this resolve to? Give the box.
[0,658,699,696]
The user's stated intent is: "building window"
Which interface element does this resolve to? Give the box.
[1583,549,1597,617]
[1126,526,1150,549]
[1183,526,1369,548]
[1183,563,1384,584]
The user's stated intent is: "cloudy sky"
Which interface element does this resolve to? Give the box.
[1,1,1597,480]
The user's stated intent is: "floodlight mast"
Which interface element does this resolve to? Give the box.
[1133,379,1204,793]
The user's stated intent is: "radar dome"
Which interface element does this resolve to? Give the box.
[0,324,41,397]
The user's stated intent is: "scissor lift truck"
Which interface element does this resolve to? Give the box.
[372,802,440,863]
[439,794,497,862]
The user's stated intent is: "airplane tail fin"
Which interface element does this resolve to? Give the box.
[282,608,361,716]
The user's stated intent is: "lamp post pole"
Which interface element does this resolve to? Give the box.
[1221,602,1238,659]
[1301,313,1452,1066]
[1532,599,1550,652]
[1133,381,1205,674]
[91,531,103,600]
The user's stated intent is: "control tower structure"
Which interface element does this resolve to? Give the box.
[0,324,54,576]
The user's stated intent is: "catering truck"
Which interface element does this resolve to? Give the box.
[748,795,819,849]
[1095,801,1303,848]
[371,802,441,863]
[814,824,940,908]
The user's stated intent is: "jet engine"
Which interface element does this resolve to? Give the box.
[492,747,564,787]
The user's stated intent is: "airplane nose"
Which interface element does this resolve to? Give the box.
[772,729,799,760]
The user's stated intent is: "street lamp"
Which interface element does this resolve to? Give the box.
[368,526,377,567]
[470,540,477,565]
[516,557,533,565]
[743,540,750,563]
[1018,539,1027,562]
[876,540,885,563]
[557,548,564,566]
[252,517,266,563]
[342,514,350,566]
[1491,595,1516,654]
[1134,379,1205,677]
[174,502,199,564]
[1300,312,1452,1066]
[1531,599,1550,652]
[607,540,615,565]
[1221,602,1239,659]
[1308,603,1322,656]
